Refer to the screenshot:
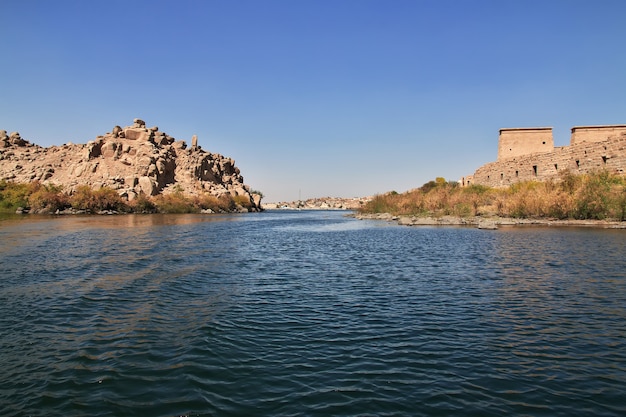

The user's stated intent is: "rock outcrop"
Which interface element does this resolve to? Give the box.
[0,119,262,211]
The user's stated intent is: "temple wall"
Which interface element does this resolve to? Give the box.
[497,128,554,161]
[570,125,626,145]
[464,128,626,187]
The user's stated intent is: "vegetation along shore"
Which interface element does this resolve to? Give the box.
[0,180,257,215]
[355,172,626,229]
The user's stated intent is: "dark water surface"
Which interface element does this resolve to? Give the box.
[1,211,625,416]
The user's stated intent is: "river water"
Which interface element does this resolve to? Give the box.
[0,210,625,417]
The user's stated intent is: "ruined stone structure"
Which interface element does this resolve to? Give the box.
[498,127,554,160]
[0,119,262,211]
[570,125,626,145]
[463,125,626,187]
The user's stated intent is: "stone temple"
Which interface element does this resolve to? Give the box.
[462,125,626,187]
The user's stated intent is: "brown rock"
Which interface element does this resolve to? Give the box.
[0,118,263,211]
[124,127,148,141]
[137,176,158,196]
[133,118,146,128]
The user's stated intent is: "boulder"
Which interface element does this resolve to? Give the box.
[124,127,148,141]
[0,131,8,148]
[125,176,138,187]
[101,142,118,158]
[112,125,122,137]
[86,140,102,159]
[173,140,187,150]
[477,219,498,230]
[9,132,27,146]
[133,118,146,128]
[137,176,158,196]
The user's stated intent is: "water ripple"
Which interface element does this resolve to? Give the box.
[1,213,625,416]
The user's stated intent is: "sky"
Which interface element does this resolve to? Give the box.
[2,0,626,202]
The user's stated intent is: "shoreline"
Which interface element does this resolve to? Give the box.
[353,213,626,229]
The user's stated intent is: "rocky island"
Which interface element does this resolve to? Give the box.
[0,119,262,212]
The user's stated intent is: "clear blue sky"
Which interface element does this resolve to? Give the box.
[2,0,625,202]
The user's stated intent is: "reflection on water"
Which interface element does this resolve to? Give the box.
[0,211,625,417]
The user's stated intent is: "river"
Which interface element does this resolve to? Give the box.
[1,211,625,416]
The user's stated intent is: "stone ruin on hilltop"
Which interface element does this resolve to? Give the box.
[0,118,262,211]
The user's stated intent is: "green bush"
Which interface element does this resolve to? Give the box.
[233,194,252,209]
[0,181,34,212]
[153,192,199,214]
[217,194,236,212]
[129,193,158,213]
[573,171,625,220]
[69,185,129,212]
[28,185,70,213]
[361,194,401,214]
[0,180,257,215]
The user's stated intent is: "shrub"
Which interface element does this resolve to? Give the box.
[28,185,71,213]
[359,193,402,214]
[358,172,626,221]
[69,185,129,212]
[571,171,625,220]
[614,185,626,221]
[0,181,33,212]
[419,180,438,194]
[196,194,221,212]
[234,195,252,209]
[129,193,157,213]
[153,192,198,213]
[217,194,236,212]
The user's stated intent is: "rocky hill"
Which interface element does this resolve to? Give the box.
[0,119,261,211]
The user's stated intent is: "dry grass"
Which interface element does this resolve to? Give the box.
[69,185,129,213]
[0,180,252,214]
[359,171,626,221]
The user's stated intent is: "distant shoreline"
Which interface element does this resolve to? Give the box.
[263,196,371,211]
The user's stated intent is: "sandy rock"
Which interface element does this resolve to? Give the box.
[477,219,498,230]
[124,127,148,141]
[137,176,158,196]
[0,118,262,211]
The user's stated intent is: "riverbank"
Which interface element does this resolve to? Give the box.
[353,212,626,229]
[357,173,626,226]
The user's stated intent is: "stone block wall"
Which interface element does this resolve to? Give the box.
[497,127,554,161]
[570,125,626,145]
[465,132,626,187]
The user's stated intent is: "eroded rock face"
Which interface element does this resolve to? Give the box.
[0,119,261,211]
[0,131,28,147]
